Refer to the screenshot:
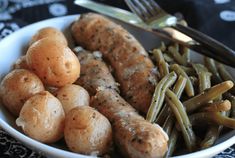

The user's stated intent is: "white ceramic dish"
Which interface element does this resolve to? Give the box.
[0,15,234,158]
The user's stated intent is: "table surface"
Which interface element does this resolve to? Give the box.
[0,0,234,157]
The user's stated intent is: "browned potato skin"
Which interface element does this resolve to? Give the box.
[16,91,65,143]
[92,89,168,158]
[0,69,45,116]
[29,27,67,46]
[71,13,156,114]
[26,37,80,87]
[64,106,112,156]
[77,51,168,158]
[76,50,119,95]
[55,84,90,114]
[12,56,29,70]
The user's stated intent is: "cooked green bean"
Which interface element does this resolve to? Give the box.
[165,89,196,152]
[172,75,187,98]
[218,64,235,94]
[180,65,196,76]
[160,41,166,52]
[152,48,164,64]
[164,126,179,158]
[192,64,212,92]
[159,60,169,78]
[182,46,190,63]
[224,93,235,118]
[184,81,234,113]
[152,48,169,78]
[200,111,228,149]
[146,72,177,122]
[200,125,223,149]
[156,75,187,125]
[189,76,198,87]
[204,57,223,84]
[218,64,234,82]
[168,46,188,66]
[192,63,222,149]
[200,100,231,112]
[163,115,174,135]
[170,64,195,97]
[163,53,174,63]
[189,112,235,129]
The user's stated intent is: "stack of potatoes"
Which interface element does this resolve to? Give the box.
[0,27,112,156]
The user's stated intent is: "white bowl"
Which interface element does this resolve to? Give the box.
[0,15,234,158]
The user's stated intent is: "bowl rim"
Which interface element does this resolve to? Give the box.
[0,14,234,158]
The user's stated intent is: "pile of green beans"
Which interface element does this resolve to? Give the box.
[146,43,235,157]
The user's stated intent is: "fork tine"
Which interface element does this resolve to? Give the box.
[148,0,164,14]
[132,0,153,19]
[125,0,151,21]
[125,0,146,20]
[138,0,157,16]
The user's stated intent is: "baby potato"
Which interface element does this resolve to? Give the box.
[0,69,44,116]
[16,91,65,143]
[12,55,29,70]
[29,27,67,46]
[26,37,80,87]
[64,106,112,156]
[56,84,90,114]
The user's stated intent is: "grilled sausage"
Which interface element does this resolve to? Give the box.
[76,50,168,158]
[71,13,156,113]
[76,49,119,96]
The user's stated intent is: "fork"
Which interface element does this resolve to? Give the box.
[125,0,235,67]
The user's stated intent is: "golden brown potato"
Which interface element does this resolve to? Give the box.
[12,56,29,70]
[26,37,80,87]
[16,91,65,143]
[55,84,90,114]
[64,106,112,156]
[0,69,44,116]
[29,27,67,46]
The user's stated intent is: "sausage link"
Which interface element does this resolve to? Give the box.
[76,51,168,158]
[71,13,156,113]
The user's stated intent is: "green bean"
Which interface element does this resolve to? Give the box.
[192,64,212,92]
[200,125,223,149]
[182,46,190,63]
[170,64,195,97]
[152,49,169,78]
[164,126,179,158]
[159,60,169,78]
[163,115,174,135]
[146,72,177,122]
[218,64,234,82]
[165,89,196,152]
[152,48,164,64]
[200,100,231,112]
[168,46,188,66]
[192,63,221,149]
[163,53,174,63]
[218,64,235,94]
[172,75,187,98]
[180,65,196,76]
[224,93,235,118]
[189,112,235,129]
[160,41,166,52]
[204,57,223,84]
[156,75,187,125]
[189,76,198,87]
[184,81,234,113]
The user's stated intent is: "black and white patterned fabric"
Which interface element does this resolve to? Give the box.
[0,0,234,157]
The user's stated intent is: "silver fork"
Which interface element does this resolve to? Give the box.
[125,0,235,67]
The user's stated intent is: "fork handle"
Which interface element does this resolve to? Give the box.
[172,23,235,66]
